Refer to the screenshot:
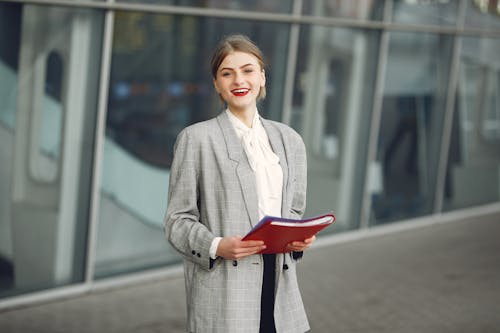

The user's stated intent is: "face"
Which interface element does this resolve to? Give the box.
[213,51,266,113]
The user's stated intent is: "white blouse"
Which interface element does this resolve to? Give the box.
[209,110,284,258]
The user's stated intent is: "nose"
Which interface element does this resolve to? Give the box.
[233,71,244,85]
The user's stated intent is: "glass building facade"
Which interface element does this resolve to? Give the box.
[1,0,500,306]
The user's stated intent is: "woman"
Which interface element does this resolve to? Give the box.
[164,34,314,333]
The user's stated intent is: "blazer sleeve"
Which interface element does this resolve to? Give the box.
[290,134,307,219]
[289,133,307,261]
[164,129,215,271]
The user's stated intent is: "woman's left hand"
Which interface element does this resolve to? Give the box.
[285,235,316,252]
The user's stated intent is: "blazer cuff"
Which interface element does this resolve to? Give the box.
[209,237,222,259]
[185,236,215,271]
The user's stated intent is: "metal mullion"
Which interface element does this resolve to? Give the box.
[433,0,467,214]
[359,0,393,229]
[281,0,302,126]
[0,0,116,310]
[4,0,500,38]
[84,4,115,284]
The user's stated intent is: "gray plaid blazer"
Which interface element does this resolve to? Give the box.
[164,111,309,333]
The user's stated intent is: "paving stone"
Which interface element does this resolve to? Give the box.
[0,212,499,333]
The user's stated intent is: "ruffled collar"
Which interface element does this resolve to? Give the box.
[225,109,279,170]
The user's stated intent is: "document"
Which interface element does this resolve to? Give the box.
[242,213,335,254]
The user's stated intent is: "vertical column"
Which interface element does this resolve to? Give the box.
[84,3,115,284]
[359,0,392,228]
[281,0,302,126]
[433,0,466,213]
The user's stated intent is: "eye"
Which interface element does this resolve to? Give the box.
[221,72,231,77]
[244,68,254,73]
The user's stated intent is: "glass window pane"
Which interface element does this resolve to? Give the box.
[0,2,20,130]
[443,36,500,211]
[95,12,290,278]
[372,32,454,225]
[465,0,500,30]
[392,0,459,26]
[0,3,103,298]
[302,0,385,20]
[117,0,294,13]
[29,51,64,183]
[292,25,380,232]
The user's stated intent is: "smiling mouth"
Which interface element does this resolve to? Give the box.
[231,89,250,97]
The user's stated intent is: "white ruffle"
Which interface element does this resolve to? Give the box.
[226,109,283,218]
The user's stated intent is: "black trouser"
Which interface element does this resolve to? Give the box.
[259,254,276,333]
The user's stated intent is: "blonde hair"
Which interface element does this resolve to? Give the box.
[210,34,266,101]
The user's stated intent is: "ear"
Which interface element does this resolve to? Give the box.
[213,78,220,93]
[260,69,266,87]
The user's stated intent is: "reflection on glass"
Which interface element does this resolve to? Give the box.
[0,3,21,130]
[392,0,459,26]
[30,51,64,183]
[0,2,21,298]
[292,25,379,232]
[302,0,385,20]
[0,4,102,298]
[443,37,500,211]
[95,12,290,278]
[465,0,500,30]
[371,32,453,225]
[117,0,294,13]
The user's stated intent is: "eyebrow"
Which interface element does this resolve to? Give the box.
[219,63,255,72]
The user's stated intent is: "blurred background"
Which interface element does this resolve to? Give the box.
[0,0,499,308]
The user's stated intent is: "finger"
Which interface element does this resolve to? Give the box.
[234,244,266,255]
[304,235,316,243]
[287,241,312,251]
[240,240,265,248]
[234,246,266,259]
[246,244,266,253]
[286,243,303,251]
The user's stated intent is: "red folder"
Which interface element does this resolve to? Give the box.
[242,213,335,254]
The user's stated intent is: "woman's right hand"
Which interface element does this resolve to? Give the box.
[216,236,266,260]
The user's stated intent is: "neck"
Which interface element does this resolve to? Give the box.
[228,107,257,128]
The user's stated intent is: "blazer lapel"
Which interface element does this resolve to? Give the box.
[261,118,290,218]
[217,112,259,228]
